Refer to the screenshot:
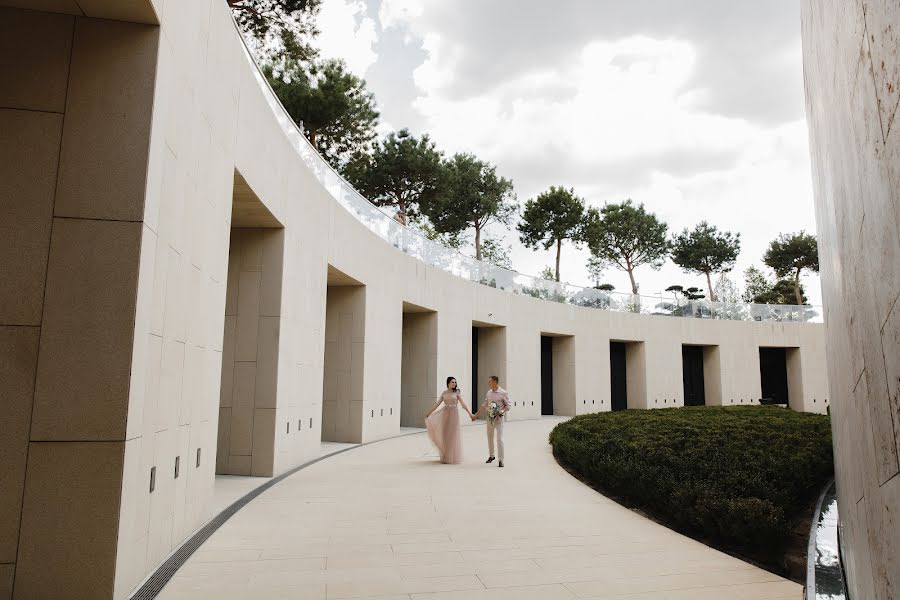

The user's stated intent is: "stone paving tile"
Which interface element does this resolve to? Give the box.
[157,419,802,600]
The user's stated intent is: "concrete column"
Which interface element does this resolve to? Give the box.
[475,326,508,407]
[551,336,577,416]
[217,227,284,477]
[624,342,648,410]
[801,2,899,595]
[400,310,438,427]
[322,284,366,443]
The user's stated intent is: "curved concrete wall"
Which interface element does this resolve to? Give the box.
[0,2,827,599]
[801,2,900,597]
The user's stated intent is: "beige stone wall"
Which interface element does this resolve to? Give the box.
[401,310,438,427]
[475,325,509,407]
[624,342,648,409]
[551,336,577,416]
[801,1,900,597]
[322,284,366,443]
[0,2,833,599]
[0,8,160,599]
[0,2,59,577]
[217,227,284,476]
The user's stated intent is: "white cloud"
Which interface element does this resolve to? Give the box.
[410,36,763,170]
[316,0,379,76]
[347,1,822,304]
[379,0,425,30]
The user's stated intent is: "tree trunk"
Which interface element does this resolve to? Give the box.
[397,200,407,226]
[627,265,638,295]
[308,128,318,149]
[555,238,562,282]
[794,269,803,306]
[706,271,716,302]
[474,225,482,262]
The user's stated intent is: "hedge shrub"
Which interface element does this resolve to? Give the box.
[549,406,833,565]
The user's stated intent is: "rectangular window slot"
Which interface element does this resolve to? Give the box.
[174,456,180,479]
[298,419,302,430]
[309,418,313,429]
[149,466,156,493]
[286,421,290,434]
[196,448,201,468]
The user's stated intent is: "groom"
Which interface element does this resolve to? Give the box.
[472,375,511,467]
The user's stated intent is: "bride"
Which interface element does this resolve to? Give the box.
[425,376,475,464]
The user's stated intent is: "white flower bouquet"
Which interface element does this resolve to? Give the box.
[487,401,500,421]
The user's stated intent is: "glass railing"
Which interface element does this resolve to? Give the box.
[234,24,822,324]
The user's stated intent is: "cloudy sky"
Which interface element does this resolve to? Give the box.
[313,0,821,304]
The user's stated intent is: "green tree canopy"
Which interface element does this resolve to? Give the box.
[481,237,512,269]
[539,266,557,281]
[421,153,515,261]
[586,255,610,288]
[416,221,464,250]
[343,129,443,226]
[754,279,808,305]
[267,59,379,170]
[763,231,819,306]
[742,266,771,303]
[230,0,322,64]
[666,285,705,301]
[517,186,586,282]
[742,266,808,305]
[583,200,670,294]
[671,221,741,302]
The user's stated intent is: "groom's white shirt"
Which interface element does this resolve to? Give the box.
[481,387,511,415]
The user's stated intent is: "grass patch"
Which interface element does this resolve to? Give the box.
[549,406,833,576]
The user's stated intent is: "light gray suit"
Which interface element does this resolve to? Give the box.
[481,387,511,460]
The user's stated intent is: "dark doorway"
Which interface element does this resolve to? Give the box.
[682,345,706,406]
[610,342,628,411]
[541,336,554,415]
[471,327,479,413]
[760,347,789,405]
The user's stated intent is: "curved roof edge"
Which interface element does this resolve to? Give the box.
[232,18,822,325]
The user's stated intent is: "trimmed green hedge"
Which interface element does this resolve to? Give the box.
[549,407,833,565]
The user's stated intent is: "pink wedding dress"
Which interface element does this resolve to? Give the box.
[426,390,464,464]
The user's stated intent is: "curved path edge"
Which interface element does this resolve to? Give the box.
[128,428,430,600]
[148,419,801,600]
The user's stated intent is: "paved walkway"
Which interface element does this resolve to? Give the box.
[157,418,800,600]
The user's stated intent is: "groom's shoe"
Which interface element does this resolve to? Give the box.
[498,460,504,468]
[486,456,495,463]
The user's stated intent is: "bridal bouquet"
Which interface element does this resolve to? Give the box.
[487,401,501,421]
